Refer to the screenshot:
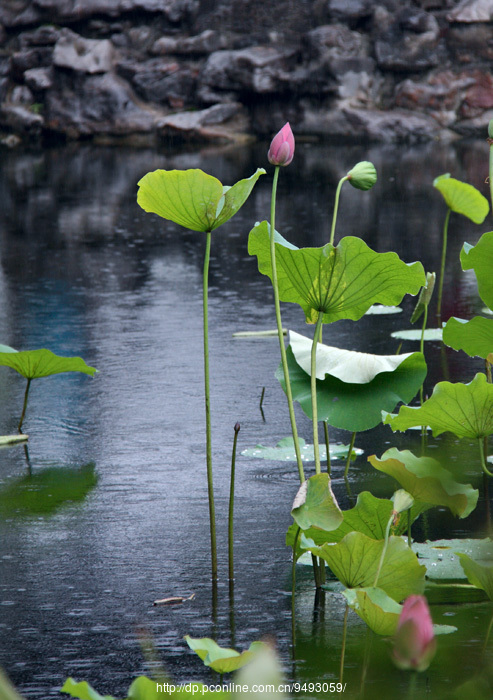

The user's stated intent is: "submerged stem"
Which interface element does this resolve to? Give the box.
[311,312,324,475]
[344,432,357,479]
[203,230,217,581]
[339,604,349,685]
[270,165,305,484]
[436,208,451,323]
[330,176,349,246]
[18,378,31,434]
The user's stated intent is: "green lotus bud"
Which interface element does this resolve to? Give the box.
[347,161,377,191]
[392,489,414,514]
[489,119,493,139]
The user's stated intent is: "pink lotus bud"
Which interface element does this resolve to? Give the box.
[392,595,436,672]
[268,123,295,167]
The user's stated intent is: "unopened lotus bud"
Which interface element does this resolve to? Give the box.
[347,161,377,191]
[392,595,436,672]
[392,489,414,514]
[268,123,295,167]
[234,422,240,433]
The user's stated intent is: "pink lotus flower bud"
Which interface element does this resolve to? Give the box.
[268,123,295,167]
[392,595,436,672]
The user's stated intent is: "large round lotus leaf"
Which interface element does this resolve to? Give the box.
[368,448,478,518]
[241,436,362,462]
[433,174,489,223]
[413,539,493,581]
[443,316,493,359]
[460,231,493,311]
[291,473,343,532]
[137,168,265,233]
[277,346,426,432]
[304,530,426,602]
[289,330,420,383]
[248,222,425,324]
[383,373,493,439]
[0,348,97,380]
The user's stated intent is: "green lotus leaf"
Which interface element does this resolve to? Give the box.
[277,346,426,432]
[443,316,493,359]
[391,328,443,342]
[241,436,363,462]
[368,448,478,518]
[61,678,114,700]
[304,530,426,601]
[291,473,343,531]
[383,373,493,439]
[137,168,265,233]
[248,222,425,324]
[0,349,97,380]
[289,330,423,382]
[286,491,424,558]
[0,464,98,517]
[410,271,436,324]
[457,553,493,600]
[433,174,489,223]
[413,539,493,581]
[461,231,493,310]
[343,587,402,636]
[184,636,264,674]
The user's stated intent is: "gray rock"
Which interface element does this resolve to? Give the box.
[11,48,53,81]
[151,30,222,56]
[117,57,198,108]
[24,66,54,91]
[53,29,114,74]
[375,9,446,71]
[0,103,44,133]
[447,24,493,62]
[156,101,243,139]
[328,0,372,22]
[395,71,476,126]
[19,25,61,48]
[448,0,493,22]
[341,106,453,142]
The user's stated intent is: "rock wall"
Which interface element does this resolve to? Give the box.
[1,0,493,145]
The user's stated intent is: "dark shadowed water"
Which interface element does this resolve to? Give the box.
[0,138,492,699]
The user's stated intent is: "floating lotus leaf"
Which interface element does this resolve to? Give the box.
[383,373,493,439]
[289,330,421,383]
[457,553,493,600]
[303,530,426,602]
[286,491,423,558]
[433,174,489,224]
[291,473,343,532]
[343,587,402,636]
[365,305,402,315]
[248,222,425,324]
[443,316,493,359]
[241,436,362,462]
[0,344,17,353]
[185,636,264,674]
[368,448,478,518]
[413,539,493,581]
[137,168,265,233]
[461,231,493,311]
[391,328,443,342]
[0,349,97,380]
[278,345,426,432]
[61,678,114,700]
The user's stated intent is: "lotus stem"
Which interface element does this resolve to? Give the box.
[330,176,349,246]
[373,513,393,588]
[419,304,428,406]
[436,208,451,324]
[324,422,331,475]
[311,312,324,475]
[228,422,240,581]
[408,509,412,547]
[203,229,217,581]
[291,526,301,650]
[339,604,349,685]
[489,140,493,213]
[270,165,305,484]
[18,378,31,434]
[344,432,357,479]
[479,437,493,478]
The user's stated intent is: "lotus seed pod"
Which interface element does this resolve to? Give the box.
[347,161,377,191]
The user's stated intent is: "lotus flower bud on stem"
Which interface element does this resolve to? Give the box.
[392,595,436,672]
[347,161,377,191]
[392,489,414,514]
[268,123,295,167]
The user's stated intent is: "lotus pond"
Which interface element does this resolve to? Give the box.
[1,137,493,700]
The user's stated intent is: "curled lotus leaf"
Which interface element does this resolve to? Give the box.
[460,231,493,311]
[433,174,489,223]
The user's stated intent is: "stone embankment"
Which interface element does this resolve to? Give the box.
[1,0,493,145]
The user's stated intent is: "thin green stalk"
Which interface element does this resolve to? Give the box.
[482,608,493,656]
[420,304,428,406]
[330,176,349,246]
[291,527,301,653]
[339,604,349,685]
[228,422,240,581]
[203,230,217,581]
[436,208,451,323]
[18,378,31,434]
[270,166,305,484]
[479,437,493,477]
[324,422,331,475]
[489,141,493,212]
[311,312,324,475]
[408,671,418,700]
[408,509,412,548]
[344,432,357,479]
[374,513,394,588]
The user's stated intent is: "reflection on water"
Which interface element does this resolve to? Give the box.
[0,139,492,698]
